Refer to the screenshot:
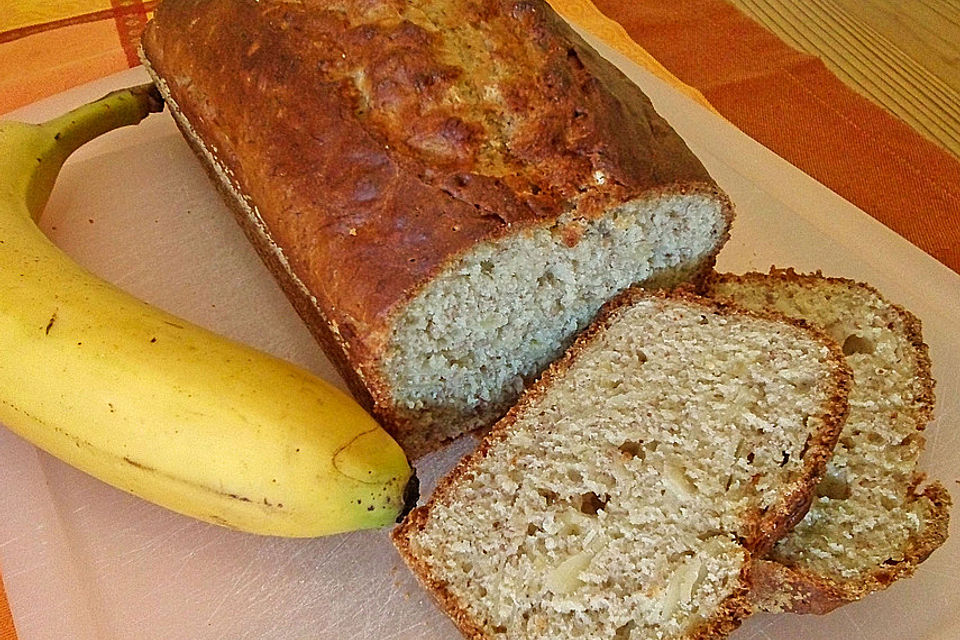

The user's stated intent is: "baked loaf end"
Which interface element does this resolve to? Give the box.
[703,269,950,614]
[139,0,733,457]
[393,289,851,640]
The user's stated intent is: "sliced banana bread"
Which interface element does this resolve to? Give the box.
[393,289,850,639]
[140,0,732,458]
[702,268,950,614]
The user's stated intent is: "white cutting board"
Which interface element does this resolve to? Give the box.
[1,21,958,640]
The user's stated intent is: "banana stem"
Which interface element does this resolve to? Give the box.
[42,84,164,157]
[25,83,164,219]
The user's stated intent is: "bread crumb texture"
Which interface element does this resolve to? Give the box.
[705,271,947,586]
[385,195,723,452]
[400,295,842,639]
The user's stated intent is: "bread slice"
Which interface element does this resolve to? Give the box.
[139,0,733,458]
[393,289,850,639]
[701,268,950,614]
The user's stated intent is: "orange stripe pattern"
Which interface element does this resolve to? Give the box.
[0,0,157,114]
[110,0,155,67]
[592,0,960,273]
[0,2,157,45]
[0,572,14,640]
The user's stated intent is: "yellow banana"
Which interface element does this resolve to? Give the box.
[0,85,417,537]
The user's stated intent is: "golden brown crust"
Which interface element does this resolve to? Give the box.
[700,267,950,614]
[139,0,733,455]
[392,287,851,639]
[141,58,385,418]
[748,482,951,614]
[391,507,491,640]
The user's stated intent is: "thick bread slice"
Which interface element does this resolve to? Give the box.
[139,0,732,458]
[702,268,951,614]
[393,289,850,639]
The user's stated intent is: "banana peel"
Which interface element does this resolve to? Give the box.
[0,84,417,537]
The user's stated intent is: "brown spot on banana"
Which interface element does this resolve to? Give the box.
[119,454,267,509]
[45,310,57,335]
[331,427,382,482]
[122,456,156,472]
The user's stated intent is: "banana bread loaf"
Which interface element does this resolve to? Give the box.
[393,288,851,639]
[702,269,951,614]
[139,0,733,457]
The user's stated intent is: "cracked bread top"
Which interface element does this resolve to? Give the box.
[140,0,721,360]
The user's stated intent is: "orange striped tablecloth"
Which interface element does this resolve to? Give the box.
[0,0,157,114]
[0,577,12,640]
[1,1,959,638]
[590,0,960,275]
